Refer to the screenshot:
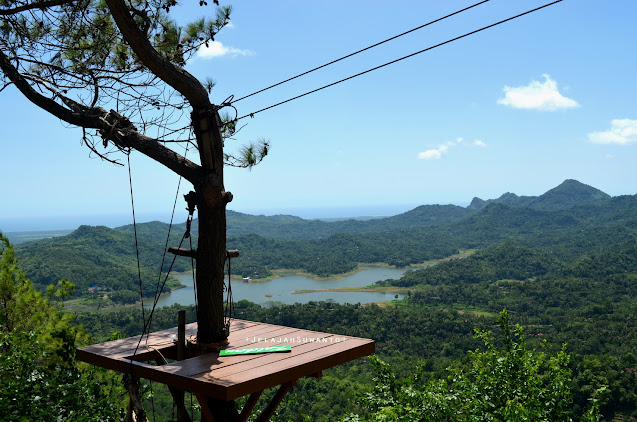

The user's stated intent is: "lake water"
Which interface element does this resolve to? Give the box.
[150,266,406,308]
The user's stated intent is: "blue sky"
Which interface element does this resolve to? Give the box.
[1,0,636,231]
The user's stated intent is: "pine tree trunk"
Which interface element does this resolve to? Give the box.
[192,109,239,420]
[195,186,228,344]
[192,108,229,344]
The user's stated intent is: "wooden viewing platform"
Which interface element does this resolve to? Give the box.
[77,319,375,421]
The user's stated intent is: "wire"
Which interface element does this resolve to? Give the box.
[236,0,563,121]
[231,0,491,104]
[189,233,198,319]
[133,228,189,356]
[148,144,188,340]
[127,154,146,330]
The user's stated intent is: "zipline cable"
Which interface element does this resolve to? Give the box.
[236,0,563,121]
[231,0,491,104]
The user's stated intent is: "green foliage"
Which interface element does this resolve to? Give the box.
[0,233,125,420]
[0,329,123,421]
[15,224,187,302]
[1,233,74,342]
[394,242,562,287]
[347,310,600,422]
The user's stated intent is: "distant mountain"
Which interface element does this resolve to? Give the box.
[468,180,610,212]
[528,179,611,211]
[13,179,632,294]
[224,180,610,240]
[221,205,472,241]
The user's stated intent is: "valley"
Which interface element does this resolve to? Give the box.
[3,179,637,421]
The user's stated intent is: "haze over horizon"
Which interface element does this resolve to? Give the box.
[1,178,630,232]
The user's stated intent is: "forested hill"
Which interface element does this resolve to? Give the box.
[12,180,637,300]
[185,179,613,241]
[468,179,610,212]
[221,203,472,241]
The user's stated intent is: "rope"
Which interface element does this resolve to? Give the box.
[189,234,198,318]
[127,153,156,422]
[132,227,189,357]
[224,252,234,334]
[152,144,188,319]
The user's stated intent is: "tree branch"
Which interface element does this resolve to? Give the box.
[0,0,70,16]
[104,0,211,109]
[0,49,201,183]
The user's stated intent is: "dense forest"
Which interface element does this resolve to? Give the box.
[11,179,637,303]
[2,180,637,420]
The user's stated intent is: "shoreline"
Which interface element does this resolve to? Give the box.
[291,286,412,295]
[81,251,473,311]
[170,251,474,284]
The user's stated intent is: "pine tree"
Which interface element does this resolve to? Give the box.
[1,2,267,417]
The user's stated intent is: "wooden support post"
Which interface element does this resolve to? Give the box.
[255,381,296,422]
[178,309,186,360]
[168,247,198,259]
[123,374,149,422]
[176,309,188,422]
[195,393,217,422]
[237,391,263,422]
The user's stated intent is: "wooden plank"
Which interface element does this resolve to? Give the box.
[80,319,262,357]
[151,326,308,377]
[76,320,375,401]
[79,323,196,359]
[78,320,260,363]
[151,327,328,380]
[212,340,374,399]
[227,339,374,386]
[111,338,372,400]
[195,332,337,380]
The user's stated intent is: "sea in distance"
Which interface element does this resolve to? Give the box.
[150,265,406,308]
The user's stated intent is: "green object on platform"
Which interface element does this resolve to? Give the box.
[219,345,292,356]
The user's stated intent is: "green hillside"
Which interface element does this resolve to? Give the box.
[468,179,610,212]
[223,203,472,240]
[15,224,187,303]
[13,180,637,300]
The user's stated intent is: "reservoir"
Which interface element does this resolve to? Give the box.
[151,265,406,308]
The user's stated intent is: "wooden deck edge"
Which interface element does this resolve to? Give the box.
[224,340,375,400]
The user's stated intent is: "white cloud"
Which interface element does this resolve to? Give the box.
[588,119,637,145]
[497,74,579,111]
[197,41,255,59]
[418,148,444,160]
[418,144,449,160]
[418,138,487,160]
